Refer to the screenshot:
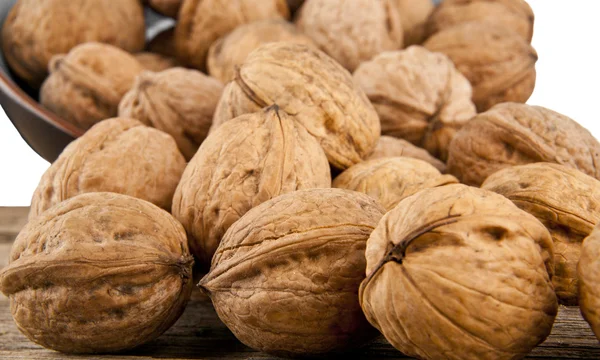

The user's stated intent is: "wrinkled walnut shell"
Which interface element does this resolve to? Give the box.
[392,0,434,46]
[579,224,600,341]
[360,184,557,360]
[200,188,385,356]
[148,0,182,18]
[367,136,446,173]
[134,52,180,72]
[0,192,193,354]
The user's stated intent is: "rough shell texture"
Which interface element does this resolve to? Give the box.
[353,46,476,161]
[447,103,600,186]
[30,118,186,219]
[135,52,180,72]
[207,19,314,83]
[175,0,289,70]
[0,192,193,354]
[367,136,447,173]
[578,225,600,341]
[359,184,557,360]
[391,0,434,46]
[333,157,458,211]
[173,106,331,267]
[424,22,537,112]
[119,68,223,160]
[40,43,144,130]
[296,0,404,72]
[212,42,381,170]
[148,0,182,18]
[1,0,145,88]
[426,0,535,42]
[200,188,385,356]
[148,27,178,58]
[482,163,600,305]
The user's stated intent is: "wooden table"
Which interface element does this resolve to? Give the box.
[0,207,599,359]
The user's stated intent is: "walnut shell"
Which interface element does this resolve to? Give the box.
[447,103,600,186]
[207,19,314,83]
[0,192,193,354]
[296,0,403,72]
[426,0,535,42]
[148,0,182,18]
[359,184,557,360]
[212,42,381,170]
[135,52,180,72]
[334,157,458,211]
[30,118,186,219]
[175,0,290,71]
[148,27,178,58]
[1,0,145,88]
[392,0,435,46]
[40,43,144,130]
[482,163,600,305]
[367,136,447,173]
[424,22,537,112]
[119,69,223,160]
[353,46,476,161]
[578,224,600,341]
[199,188,385,356]
[173,106,331,266]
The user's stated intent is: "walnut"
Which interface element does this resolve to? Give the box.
[447,103,600,186]
[482,163,600,305]
[148,0,182,18]
[119,69,223,160]
[175,0,289,71]
[391,0,435,46]
[579,224,600,341]
[333,157,458,211]
[368,136,447,173]
[1,0,145,88]
[353,46,476,161]
[212,42,381,170]
[424,22,537,112]
[426,0,534,42]
[359,184,558,360]
[0,192,193,354]
[207,19,314,83]
[40,43,144,130]
[134,52,180,72]
[148,27,178,58]
[296,0,403,72]
[199,188,385,356]
[30,118,186,219]
[173,106,331,267]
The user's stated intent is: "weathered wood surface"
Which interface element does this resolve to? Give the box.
[0,207,599,359]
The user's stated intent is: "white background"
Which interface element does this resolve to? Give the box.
[0,0,599,206]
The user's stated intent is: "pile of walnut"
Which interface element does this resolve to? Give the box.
[1,0,600,359]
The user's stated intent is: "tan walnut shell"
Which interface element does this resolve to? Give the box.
[426,0,535,43]
[30,118,186,219]
[40,43,144,130]
[353,46,476,161]
[359,184,558,360]
[175,0,289,71]
[367,136,447,173]
[334,157,458,211]
[482,163,600,306]
[447,103,600,186]
[1,0,145,88]
[148,0,182,18]
[212,42,381,170]
[207,19,314,83]
[199,188,385,356]
[119,68,223,160]
[0,192,193,354]
[172,106,331,267]
[391,0,435,46]
[578,224,600,341]
[134,52,180,72]
[296,0,404,72]
[424,22,538,112]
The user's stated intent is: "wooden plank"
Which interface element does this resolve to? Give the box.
[0,207,28,243]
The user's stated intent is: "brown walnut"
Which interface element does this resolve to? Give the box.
[353,46,476,161]
[173,106,331,267]
[30,118,186,219]
[148,0,182,18]
[199,188,385,356]
[424,22,537,112]
[296,0,404,72]
[40,43,144,130]
[175,0,289,71]
[119,68,223,160]
[333,157,458,211]
[359,184,557,360]
[212,42,381,170]
[0,192,193,354]
[391,0,435,46]
[134,52,180,72]
[482,163,600,305]
[367,136,447,173]
[1,0,145,88]
[447,103,600,186]
[578,224,600,341]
